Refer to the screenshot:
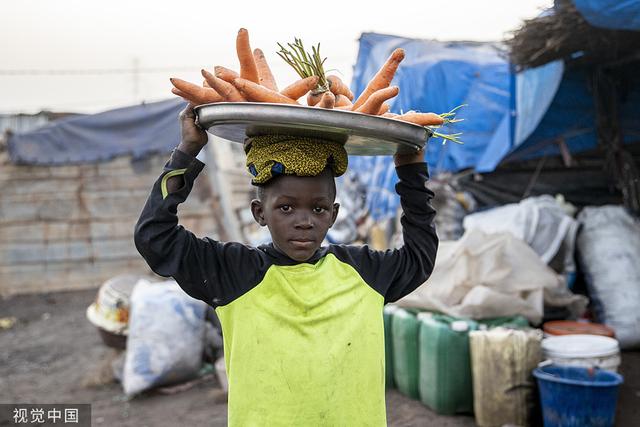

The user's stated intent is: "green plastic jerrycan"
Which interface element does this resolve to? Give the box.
[383,305,398,389]
[391,308,421,399]
[418,313,478,415]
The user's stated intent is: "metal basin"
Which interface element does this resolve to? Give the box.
[195,102,432,156]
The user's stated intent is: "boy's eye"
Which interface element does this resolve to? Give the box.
[313,207,327,214]
[280,205,291,212]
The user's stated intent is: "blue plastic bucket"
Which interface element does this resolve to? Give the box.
[533,364,623,427]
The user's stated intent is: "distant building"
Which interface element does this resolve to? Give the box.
[0,111,80,135]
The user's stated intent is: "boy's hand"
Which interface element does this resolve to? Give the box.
[177,103,208,157]
[394,149,425,167]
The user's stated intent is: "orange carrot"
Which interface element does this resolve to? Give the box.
[202,69,245,102]
[307,92,324,106]
[395,112,445,126]
[355,86,399,115]
[232,78,299,104]
[317,91,335,109]
[327,75,354,101]
[172,86,208,105]
[214,66,240,83]
[253,48,278,91]
[236,28,259,83]
[171,87,192,102]
[352,48,405,110]
[203,80,211,88]
[377,103,390,115]
[280,76,319,100]
[334,94,352,108]
[170,77,223,104]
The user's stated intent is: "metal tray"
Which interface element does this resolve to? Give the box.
[195,102,432,155]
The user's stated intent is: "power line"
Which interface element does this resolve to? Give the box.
[0,67,201,76]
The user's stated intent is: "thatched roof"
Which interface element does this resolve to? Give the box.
[507,0,640,70]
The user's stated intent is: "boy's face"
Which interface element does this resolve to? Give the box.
[251,170,340,262]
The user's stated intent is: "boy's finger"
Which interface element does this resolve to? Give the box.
[184,103,206,131]
[180,103,196,119]
[194,111,205,132]
[179,103,205,131]
[178,105,189,121]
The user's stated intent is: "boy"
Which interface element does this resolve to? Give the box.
[134,104,438,426]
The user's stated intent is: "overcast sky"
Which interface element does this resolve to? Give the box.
[0,0,552,114]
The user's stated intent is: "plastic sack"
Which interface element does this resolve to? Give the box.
[463,195,579,278]
[428,179,475,241]
[397,229,587,324]
[577,205,640,349]
[123,279,207,396]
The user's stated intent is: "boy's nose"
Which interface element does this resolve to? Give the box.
[295,213,314,229]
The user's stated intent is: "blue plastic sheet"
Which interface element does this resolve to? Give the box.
[349,33,511,219]
[349,32,640,220]
[476,60,564,172]
[7,98,186,165]
[352,33,510,174]
[573,0,640,31]
[514,61,565,149]
[506,66,640,163]
[505,68,598,162]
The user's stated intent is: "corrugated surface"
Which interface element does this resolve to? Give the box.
[0,113,51,135]
[0,152,224,296]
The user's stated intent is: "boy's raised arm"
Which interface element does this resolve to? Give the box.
[164,103,209,192]
[134,104,264,307]
[393,149,426,168]
[383,149,439,301]
[331,148,438,303]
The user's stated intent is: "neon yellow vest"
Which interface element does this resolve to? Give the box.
[216,253,386,426]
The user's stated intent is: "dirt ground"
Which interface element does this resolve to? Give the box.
[1,289,638,427]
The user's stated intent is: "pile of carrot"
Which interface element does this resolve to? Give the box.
[170,28,446,129]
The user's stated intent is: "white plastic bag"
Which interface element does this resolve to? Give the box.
[397,230,587,324]
[463,195,579,275]
[577,206,640,349]
[123,279,207,396]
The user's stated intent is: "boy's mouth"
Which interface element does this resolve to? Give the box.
[289,239,316,249]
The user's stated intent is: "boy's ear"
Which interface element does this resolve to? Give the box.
[250,199,267,226]
[330,203,340,227]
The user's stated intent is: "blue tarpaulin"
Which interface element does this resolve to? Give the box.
[349,33,511,219]
[573,0,640,31]
[505,68,598,164]
[503,66,640,166]
[349,31,640,219]
[476,60,564,172]
[350,33,510,174]
[7,98,186,165]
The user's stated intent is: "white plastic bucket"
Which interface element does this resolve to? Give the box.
[542,334,621,372]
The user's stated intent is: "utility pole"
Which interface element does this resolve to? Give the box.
[132,57,140,103]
